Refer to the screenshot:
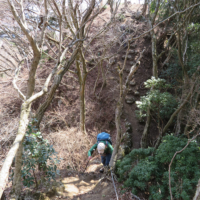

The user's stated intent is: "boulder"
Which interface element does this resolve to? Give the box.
[130,80,136,86]
[125,96,135,104]
[127,88,134,94]
[125,122,132,133]
[134,91,140,96]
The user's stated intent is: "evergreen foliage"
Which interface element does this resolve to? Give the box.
[21,123,60,188]
[117,135,200,200]
[136,77,177,119]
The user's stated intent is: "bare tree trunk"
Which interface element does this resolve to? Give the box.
[193,179,200,200]
[141,27,159,148]
[140,108,150,148]
[35,48,79,128]
[124,0,128,7]
[140,0,160,148]
[76,49,88,134]
[154,84,194,149]
[11,104,31,198]
[0,103,30,198]
[79,74,87,134]
[142,0,148,16]
[0,0,98,198]
[109,67,123,170]
[151,32,158,78]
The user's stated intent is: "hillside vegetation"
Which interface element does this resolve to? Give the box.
[0,0,200,199]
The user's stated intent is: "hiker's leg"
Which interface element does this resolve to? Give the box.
[101,155,106,166]
[105,154,112,166]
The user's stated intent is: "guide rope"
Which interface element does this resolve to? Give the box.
[111,171,119,200]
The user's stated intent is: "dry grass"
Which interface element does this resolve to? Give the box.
[45,127,97,172]
[0,101,19,169]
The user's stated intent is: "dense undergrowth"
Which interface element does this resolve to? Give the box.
[117,135,200,200]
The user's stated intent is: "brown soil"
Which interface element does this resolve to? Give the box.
[47,158,135,200]
[0,4,155,200]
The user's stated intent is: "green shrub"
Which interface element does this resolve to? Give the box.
[117,135,200,200]
[21,123,60,188]
[136,77,177,120]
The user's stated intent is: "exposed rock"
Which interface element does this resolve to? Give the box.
[118,122,133,158]
[125,122,132,133]
[125,96,135,104]
[127,88,134,94]
[130,80,136,86]
[117,144,131,159]
[134,91,140,96]
[117,145,126,159]
[122,132,132,148]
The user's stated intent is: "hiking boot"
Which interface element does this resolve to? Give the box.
[99,167,104,173]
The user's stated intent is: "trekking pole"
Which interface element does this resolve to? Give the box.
[82,155,99,173]
[82,160,90,173]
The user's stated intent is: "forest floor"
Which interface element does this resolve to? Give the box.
[29,157,136,200]
[51,158,117,200]
[1,3,153,200]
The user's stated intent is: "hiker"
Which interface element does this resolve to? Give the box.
[88,132,113,172]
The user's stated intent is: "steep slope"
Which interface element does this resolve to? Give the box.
[0,4,153,200]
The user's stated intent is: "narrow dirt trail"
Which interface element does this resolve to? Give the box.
[59,173,116,200]
[50,158,117,200]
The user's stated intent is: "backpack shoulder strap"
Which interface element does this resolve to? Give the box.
[106,141,108,147]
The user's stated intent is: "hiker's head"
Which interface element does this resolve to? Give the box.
[97,142,105,154]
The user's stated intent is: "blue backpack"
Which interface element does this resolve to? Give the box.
[97,132,112,145]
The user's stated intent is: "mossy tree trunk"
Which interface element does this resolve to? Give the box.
[140,0,160,148]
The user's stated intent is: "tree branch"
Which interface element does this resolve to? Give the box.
[12,59,26,100]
